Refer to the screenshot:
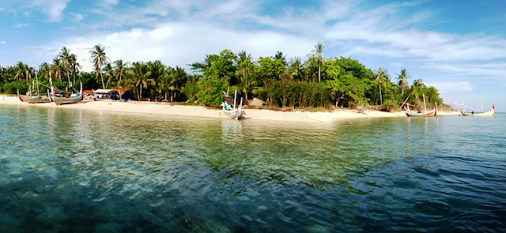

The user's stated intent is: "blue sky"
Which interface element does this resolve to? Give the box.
[1,0,505,111]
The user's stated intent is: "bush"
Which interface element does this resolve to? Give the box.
[382,100,396,112]
[1,82,28,94]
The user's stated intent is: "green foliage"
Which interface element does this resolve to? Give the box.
[182,80,200,101]
[382,100,396,112]
[196,50,236,106]
[2,81,28,94]
[0,45,446,110]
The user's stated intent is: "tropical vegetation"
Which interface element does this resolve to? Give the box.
[0,43,446,111]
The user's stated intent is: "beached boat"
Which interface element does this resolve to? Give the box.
[19,94,51,104]
[18,72,52,104]
[222,91,244,120]
[405,103,437,117]
[51,82,83,105]
[460,104,495,116]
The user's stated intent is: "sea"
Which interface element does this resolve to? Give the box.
[0,105,505,233]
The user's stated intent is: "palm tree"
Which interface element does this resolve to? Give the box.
[51,58,63,81]
[14,62,28,82]
[169,66,188,102]
[396,68,411,95]
[59,47,72,85]
[103,63,114,88]
[307,42,325,82]
[113,59,129,90]
[128,62,153,100]
[273,51,287,66]
[90,44,110,89]
[236,51,252,64]
[289,57,305,81]
[236,59,256,101]
[374,67,389,105]
[70,54,82,84]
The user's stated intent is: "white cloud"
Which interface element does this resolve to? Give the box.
[33,0,71,22]
[1,41,6,44]
[15,23,29,27]
[425,81,473,93]
[50,21,313,72]
[70,12,84,22]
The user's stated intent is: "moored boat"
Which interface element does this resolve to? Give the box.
[460,104,495,116]
[405,103,437,117]
[51,82,83,105]
[222,90,244,120]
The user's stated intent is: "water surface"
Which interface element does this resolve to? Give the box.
[1,106,505,232]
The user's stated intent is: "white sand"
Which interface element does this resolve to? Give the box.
[0,95,459,123]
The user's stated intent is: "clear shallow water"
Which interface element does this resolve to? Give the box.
[0,106,505,232]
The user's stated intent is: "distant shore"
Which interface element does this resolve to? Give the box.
[0,95,459,123]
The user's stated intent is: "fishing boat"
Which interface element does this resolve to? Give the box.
[460,104,495,116]
[51,82,83,105]
[19,92,52,104]
[405,102,437,117]
[18,71,52,104]
[222,90,244,120]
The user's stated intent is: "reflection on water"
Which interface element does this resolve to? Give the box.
[0,106,505,232]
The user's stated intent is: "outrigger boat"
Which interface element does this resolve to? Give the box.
[405,102,437,117]
[51,82,83,105]
[222,90,244,120]
[19,90,52,104]
[460,104,495,116]
[18,71,52,104]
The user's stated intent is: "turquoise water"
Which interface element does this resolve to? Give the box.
[0,105,505,232]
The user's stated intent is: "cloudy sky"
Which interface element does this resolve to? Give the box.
[1,0,505,111]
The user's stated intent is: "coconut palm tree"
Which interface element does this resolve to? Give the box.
[396,68,411,95]
[59,47,72,85]
[307,42,325,82]
[103,63,114,88]
[273,51,287,67]
[289,57,305,81]
[90,44,110,89]
[236,59,256,101]
[236,51,252,64]
[51,58,63,81]
[128,62,153,100]
[14,62,28,82]
[113,59,129,90]
[70,54,82,84]
[374,67,389,105]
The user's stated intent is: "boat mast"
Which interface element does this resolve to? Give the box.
[36,70,40,97]
[423,94,427,112]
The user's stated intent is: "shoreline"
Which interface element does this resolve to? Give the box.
[0,95,460,123]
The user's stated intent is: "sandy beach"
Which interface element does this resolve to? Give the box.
[0,95,459,123]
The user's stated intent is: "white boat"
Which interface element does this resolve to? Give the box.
[51,82,84,105]
[460,104,495,116]
[222,90,244,120]
[405,103,437,117]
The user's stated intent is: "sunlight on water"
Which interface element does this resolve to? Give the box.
[0,106,505,232]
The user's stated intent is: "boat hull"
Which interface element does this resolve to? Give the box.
[19,95,51,104]
[53,94,83,105]
[405,103,437,117]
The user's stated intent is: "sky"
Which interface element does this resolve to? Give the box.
[1,0,505,111]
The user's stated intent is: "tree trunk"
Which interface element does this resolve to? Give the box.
[318,65,321,82]
[100,72,105,89]
[379,85,383,105]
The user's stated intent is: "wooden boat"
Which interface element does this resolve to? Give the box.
[18,72,52,104]
[51,82,83,105]
[19,95,51,104]
[405,103,437,117]
[222,90,244,120]
[52,93,83,105]
[460,104,495,116]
